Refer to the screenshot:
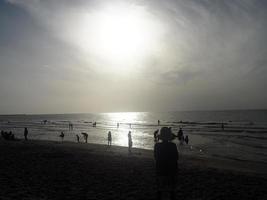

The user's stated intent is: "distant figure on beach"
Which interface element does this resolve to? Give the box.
[24,127,28,141]
[76,134,80,143]
[117,123,119,128]
[93,122,97,127]
[59,132,64,142]
[108,131,112,146]
[158,120,160,126]
[69,122,73,131]
[185,135,189,144]
[81,132,88,143]
[154,127,178,200]
[128,131,133,153]
[221,122,224,130]
[154,129,159,142]
[177,127,184,144]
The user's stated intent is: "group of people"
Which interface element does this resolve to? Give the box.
[1,127,28,141]
[107,131,133,153]
[154,127,189,145]
[1,130,15,140]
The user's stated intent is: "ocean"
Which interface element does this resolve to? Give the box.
[1,110,267,164]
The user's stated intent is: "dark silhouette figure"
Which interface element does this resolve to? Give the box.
[177,127,184,144]
[59,132,64,142]
[185,135,189,144]
[128,131,133,153]
[154,129,159,142]
[117,123,119,128]
[24,128,28,141]
[108,131,112,146]
[154,127,178,200]
[81,132,88,143]
[76,134,80,143]
[69,122,73,131]
[158,120,160,126]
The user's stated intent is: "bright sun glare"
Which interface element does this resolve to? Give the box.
[77,3,162,65]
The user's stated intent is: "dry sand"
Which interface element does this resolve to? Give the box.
[0,138,266,200]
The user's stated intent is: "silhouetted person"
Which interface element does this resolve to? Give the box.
[108,131,112,146]
[154,127,178,200]
[158,120,160,126]
[82,132,88,143]
[69,122,73,131]
[177,127,184,145]
[154,129,159,142]
[24,127,28,141]
[76,134,80,143]
[185,135,189,144]
[92,122,97,127]
[128,131,132,153]
[59,132,64,142]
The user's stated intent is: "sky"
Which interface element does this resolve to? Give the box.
[0,0,267,114]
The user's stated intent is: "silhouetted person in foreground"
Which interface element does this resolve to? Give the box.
[82,132,88,143]
[76,134,80,143]
[154,127,178,200]
[24,128,28,141]
[108,131,112,146]
[59,132,64,142]
[158,120,160,126]
[128,131,133,153]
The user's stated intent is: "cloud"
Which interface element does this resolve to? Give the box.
[2,0,267,112]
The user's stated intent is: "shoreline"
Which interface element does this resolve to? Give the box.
[0,138,267,199]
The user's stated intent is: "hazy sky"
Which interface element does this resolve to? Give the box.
[1,0,267,114]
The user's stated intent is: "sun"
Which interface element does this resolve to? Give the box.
[76,3,162,65]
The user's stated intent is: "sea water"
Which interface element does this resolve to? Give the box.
[0,110,267,164]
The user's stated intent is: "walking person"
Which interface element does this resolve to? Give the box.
[128,131,133,153]
[154,127,178,200]
[24,127,28,141]
[108,131,112,146]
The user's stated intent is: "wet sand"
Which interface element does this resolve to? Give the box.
[0,139,266,200]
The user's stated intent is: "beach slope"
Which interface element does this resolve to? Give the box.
[0,139,266,200]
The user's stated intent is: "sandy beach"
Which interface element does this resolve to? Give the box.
[0,138,266,200]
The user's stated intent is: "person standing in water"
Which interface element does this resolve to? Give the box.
[128,131,133,153]
[59,132,64,142]
[24,127,28,141]
[154,127,178,200]
[76,134,80,143]
[108,131,112,146]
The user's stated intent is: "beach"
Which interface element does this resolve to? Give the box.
[0,138,266,200]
